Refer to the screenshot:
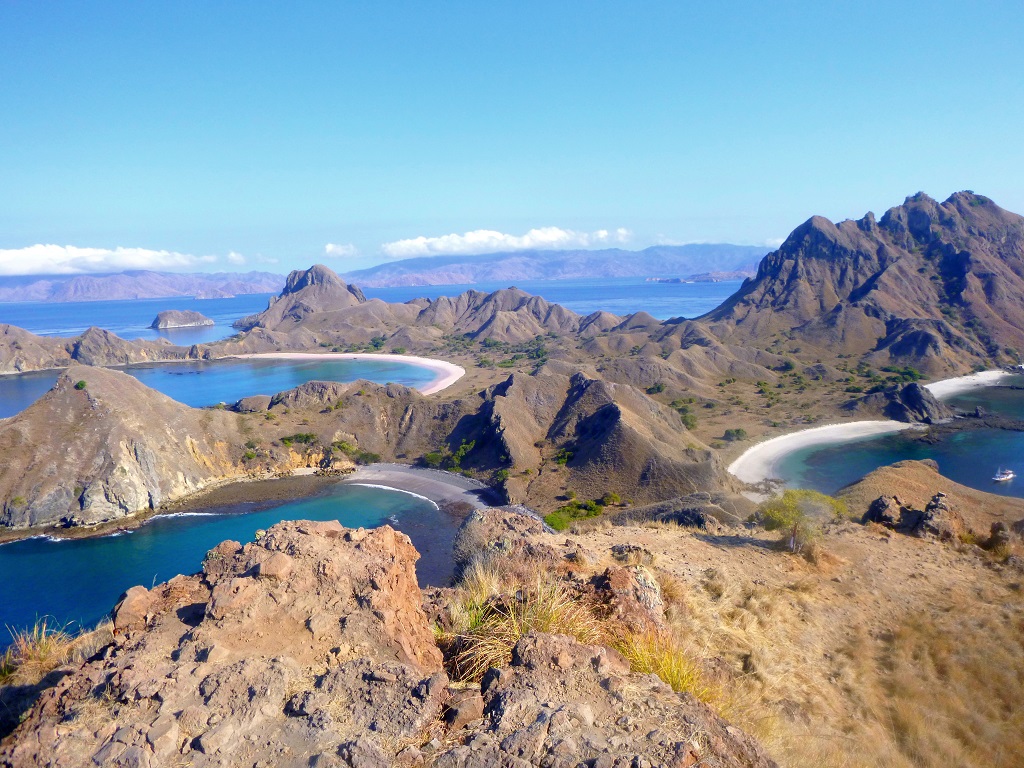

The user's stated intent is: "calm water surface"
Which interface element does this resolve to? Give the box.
[0,358,437,419]
[0,278,741,346]
[0,484,463,637]
[775,386,1024,498]
[0,294,275,346]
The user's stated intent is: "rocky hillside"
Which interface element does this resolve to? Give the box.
[0,324,202,375]
[1,519,775,767]
[0,367,346,531]
[703,192,1024,375]
[232,264,621,345]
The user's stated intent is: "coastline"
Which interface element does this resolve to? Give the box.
[0,464,502,546]
[924,369,1018,398]
[340,463,504,510]
[231,352,466,395]
[728,368,1022,487]
[727,421,916,485]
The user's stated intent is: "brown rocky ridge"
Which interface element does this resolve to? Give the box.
[703,191,1024,376]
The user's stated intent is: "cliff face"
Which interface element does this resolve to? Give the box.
[0,367,251,529]
[703,192,1024,374]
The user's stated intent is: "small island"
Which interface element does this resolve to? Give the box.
[150,309,215,329]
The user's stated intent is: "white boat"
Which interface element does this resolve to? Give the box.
[993,468,1016,482]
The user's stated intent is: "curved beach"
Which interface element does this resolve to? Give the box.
[924,369,1016,398]
[727,421,915,485]
[728,368,1022,486]
[232,352,466,395]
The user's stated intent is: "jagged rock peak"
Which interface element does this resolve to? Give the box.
[282,264,366,302]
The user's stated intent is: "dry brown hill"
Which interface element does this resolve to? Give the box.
[0,367,253,529]
[838,458,1024,533]
[231,264,622,345]
[703,191,1024,375]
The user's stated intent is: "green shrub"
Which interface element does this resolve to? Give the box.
[646,382,666,394]
[757,489,847,553]
[544,499,601,530]
[600,491,621,506]
[494,469,510,483]
[554,448,573,466]
[723,428,747,441]
[280,433,317,447]
[423,451,445,468]
[74,380,87,390]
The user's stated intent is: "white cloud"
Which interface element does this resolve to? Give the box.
[226,251,246,265]
[764,237,785,248]
[381,226,632,258]
[324,242,359,258]
[0,244,221,276]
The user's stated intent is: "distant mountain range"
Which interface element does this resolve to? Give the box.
[341,244,768,287]
[0,270,285,303]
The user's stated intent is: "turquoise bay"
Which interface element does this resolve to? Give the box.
[0,484,462,637]
[0,357,438,419]
[774,386,1024,499]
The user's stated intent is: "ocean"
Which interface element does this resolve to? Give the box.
[774,386,1024,499]
[0,277,743,343]
[0,357,439,419]
[0,483,462,636]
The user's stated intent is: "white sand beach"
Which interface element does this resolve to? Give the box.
[727,420,916,485]
[924,369,1018,399]
[232,352,465,395]
[728,369,1023,487]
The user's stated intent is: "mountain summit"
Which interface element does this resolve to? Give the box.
[703,191,1024,371]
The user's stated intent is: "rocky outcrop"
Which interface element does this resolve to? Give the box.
[703,192,1024,374]
[839,459,1024,535]
[436,631,776,768]
[150,310,214,329]
[610,491,752,529]
[862,492,967,541]
[0,366,252,529]
[2,521,775,767]
[843,382,954,423]
[233,264,369,331]
[1,521,445,766]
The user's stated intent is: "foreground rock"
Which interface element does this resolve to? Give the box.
[1,520,774,767]
[150,310,215,329]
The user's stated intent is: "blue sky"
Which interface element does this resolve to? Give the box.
[1,1,1022,275]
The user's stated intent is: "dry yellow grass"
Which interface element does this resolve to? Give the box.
[573,522,1024,768]
[1,618,113,688]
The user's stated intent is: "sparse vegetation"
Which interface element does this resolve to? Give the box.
[757,489,846,554]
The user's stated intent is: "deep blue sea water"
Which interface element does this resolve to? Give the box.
[0,277,742,345]
[0,483,461,637]
[0,358,438,419]
[774,386,1024,498]
[0,294,275,346]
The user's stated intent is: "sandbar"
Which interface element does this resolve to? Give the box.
[232,352,465,395]
[340,463,503,510]
[727,421,916,485]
